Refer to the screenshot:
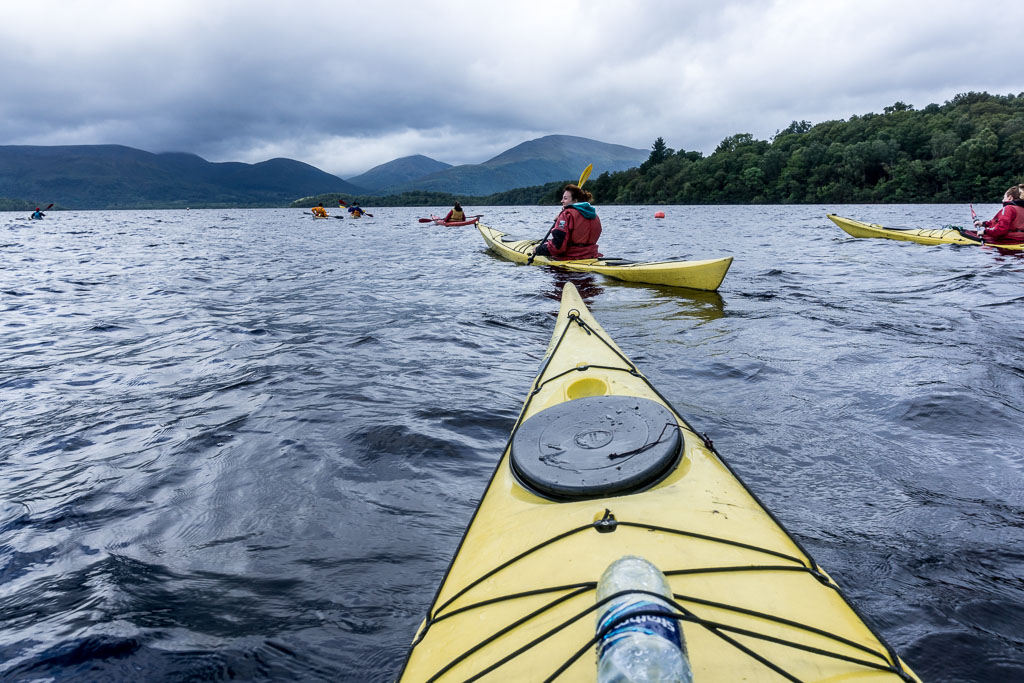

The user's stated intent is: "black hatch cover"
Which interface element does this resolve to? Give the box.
[511,395,682,500]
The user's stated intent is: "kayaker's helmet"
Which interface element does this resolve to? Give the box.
[35,207,39,211]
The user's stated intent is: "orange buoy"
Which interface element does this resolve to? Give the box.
[654,211,665,218]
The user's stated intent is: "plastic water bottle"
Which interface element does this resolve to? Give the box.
[596,555,693,683]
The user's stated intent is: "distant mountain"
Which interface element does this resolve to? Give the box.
[0,145,363,209]
[383,135,648,195]
[0,137,649,208]
[345,154,451,193]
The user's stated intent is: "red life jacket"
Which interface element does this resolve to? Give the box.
[545,207,602,260]
[984,204,1024,243]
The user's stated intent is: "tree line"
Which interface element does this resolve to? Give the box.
[592,91,1024,205]
[298,91,1023,208]
[291,181,568,209]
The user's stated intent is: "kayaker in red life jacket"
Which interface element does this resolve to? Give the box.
[444,202,466,222]
[532,184,602,260]
[974,184,1024,243]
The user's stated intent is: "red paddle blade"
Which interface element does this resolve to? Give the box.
[417,218,433,223]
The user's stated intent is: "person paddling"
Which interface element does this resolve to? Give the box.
[347,202,372,218]
[311,202,328,218]
[974,184,1024,243]
[531,184,602,260]
[31,207,46,220]
[444,202,466,223]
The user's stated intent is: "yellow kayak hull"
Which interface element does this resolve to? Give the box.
[827,213,1024,250]
[477,223,732,291]
[399,283,920,682]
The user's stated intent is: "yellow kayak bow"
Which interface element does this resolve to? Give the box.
[398,282,920,682]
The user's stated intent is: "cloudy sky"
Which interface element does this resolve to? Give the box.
[2,0,1020,179]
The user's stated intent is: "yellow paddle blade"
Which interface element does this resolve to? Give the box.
[578,163,593,189]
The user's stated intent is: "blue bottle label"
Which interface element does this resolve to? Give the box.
[597,598,683,657]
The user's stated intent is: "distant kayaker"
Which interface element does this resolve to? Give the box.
[445,202,466,222]
[532,184,602,260]
[974,184,1024,243]
[31,207,45,220]
[348,203,364,218]
[312,202,328,218]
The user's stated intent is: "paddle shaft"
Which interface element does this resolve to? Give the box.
[527,217,559,265]
[970,203,986,237]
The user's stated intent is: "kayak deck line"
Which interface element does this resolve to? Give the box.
[422,577,909,683]
[400,295,919,682]
[410,517,912,683]
[411,514,885,673]
[425,511,815,627]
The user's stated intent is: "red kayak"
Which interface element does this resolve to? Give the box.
[429,214,482,227]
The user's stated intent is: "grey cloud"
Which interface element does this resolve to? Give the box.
[0,0,1021,178]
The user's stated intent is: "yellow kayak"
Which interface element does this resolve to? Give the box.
[398,282,920,682]
[827,214,1024,250]
[477,223,732,291]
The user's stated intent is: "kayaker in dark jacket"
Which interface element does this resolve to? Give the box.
[444,202,466,222]
[533,184,602,260]
[974,184,1024,243]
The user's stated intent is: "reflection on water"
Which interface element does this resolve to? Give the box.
[0,205,1022,682]
[610,280,727,323]
[543,271,605,303]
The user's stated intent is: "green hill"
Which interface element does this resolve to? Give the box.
[591,92,1024,204]
[0,145,362,209]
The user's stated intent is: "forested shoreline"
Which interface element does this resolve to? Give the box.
[298,91,1024,208]
[590,92,1023,205]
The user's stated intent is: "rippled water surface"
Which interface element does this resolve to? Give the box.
[1,205,1022,682]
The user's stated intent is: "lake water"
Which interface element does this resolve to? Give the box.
[1,205,1021,682]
